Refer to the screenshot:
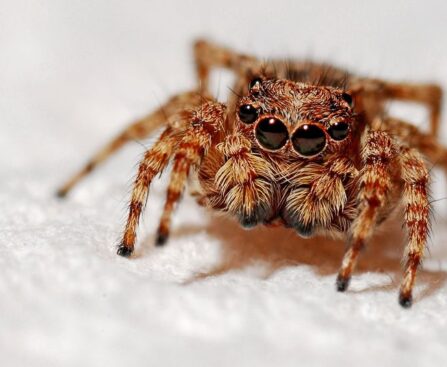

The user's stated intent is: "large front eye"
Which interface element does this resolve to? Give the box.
[291,124,326,156]
[238,104,258,124]
[255,118,289,150]
[328,121,349,141]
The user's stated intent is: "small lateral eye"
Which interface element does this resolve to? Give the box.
[255,118,289,150]
[238,104,259,124]
[341,92,353,107]
[328,121,349,141]
[249,77,263,90]
[291,124,326,157]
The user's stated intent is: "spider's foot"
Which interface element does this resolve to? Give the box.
[336,274,351,292]
[55,188,68,198]
[398,292,413,309]
[155,232,169,247]
[117,244,133,257]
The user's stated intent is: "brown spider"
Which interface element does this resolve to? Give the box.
[57,39,446,308]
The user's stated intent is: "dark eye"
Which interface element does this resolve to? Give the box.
[328,121,349,141]
[342,92,353,107]
[249,77,263,90]
[291,124,326,156]
[238,104,258,124]
[255,118,289,150]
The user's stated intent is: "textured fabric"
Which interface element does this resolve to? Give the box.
[2,1,447,366]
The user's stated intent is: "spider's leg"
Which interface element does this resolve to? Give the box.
[155,110,221,245]
[122,99,226,251]
[382,117,447,171]
[398,146,430,308]
[56,91,204,197]
[336,130,398,292]
[383,82,443,136]
[194,39,259,96]
[352,79,443,136]
[117,127,176,257]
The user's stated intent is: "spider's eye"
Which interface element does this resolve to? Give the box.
[291,124,326,157]
[238,104,259,124]
[255,118,289,150]
[341,92,353,107]
[249,77,263,90]
[328,121,350,141]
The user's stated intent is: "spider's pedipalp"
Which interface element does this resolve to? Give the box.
[214,133,276,227]
[283,157,357,236]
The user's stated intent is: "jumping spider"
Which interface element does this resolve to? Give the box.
[57,39,446,308]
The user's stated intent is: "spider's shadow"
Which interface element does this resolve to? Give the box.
[146,214,447,302]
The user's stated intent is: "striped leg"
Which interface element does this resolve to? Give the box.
[117,127,176,256]
[155,124,213,245]
[194,39,258,95]
[336,130,398,292]
[352,79,443,136]
[284,157,358,237]
[398,147,430,308]
[383,82,443,136]
[56,91,204,197]
[119,99,226,254]
[382,117,447,172]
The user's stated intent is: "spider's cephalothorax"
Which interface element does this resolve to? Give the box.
[200,78,360,238]
[57,39,446,308]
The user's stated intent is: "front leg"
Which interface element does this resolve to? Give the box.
[398,146,430,307]
[336,130,398,291]
[155,101,226,245]
[118,99,226,256]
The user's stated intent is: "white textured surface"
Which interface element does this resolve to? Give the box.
[2,1,447,366]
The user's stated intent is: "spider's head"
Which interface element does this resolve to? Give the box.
[235,77,356,159]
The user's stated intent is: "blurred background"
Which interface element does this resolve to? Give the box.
[3,0,447,172]
[1,1,447,366]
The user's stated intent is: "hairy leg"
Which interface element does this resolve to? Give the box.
[337,130,398,291]
[398,146,430,307]
[56,91,204,197]
[351,79,443,136]
[155,102,226,245]
[117,127,176,256]
[194,39,259,96]
[119,99,226,254]
[382,117,447,171]
[383,82,443,136]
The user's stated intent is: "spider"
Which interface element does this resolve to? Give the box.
[57,39,446,308]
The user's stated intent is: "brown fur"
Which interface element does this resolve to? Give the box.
[58,39,447,308]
